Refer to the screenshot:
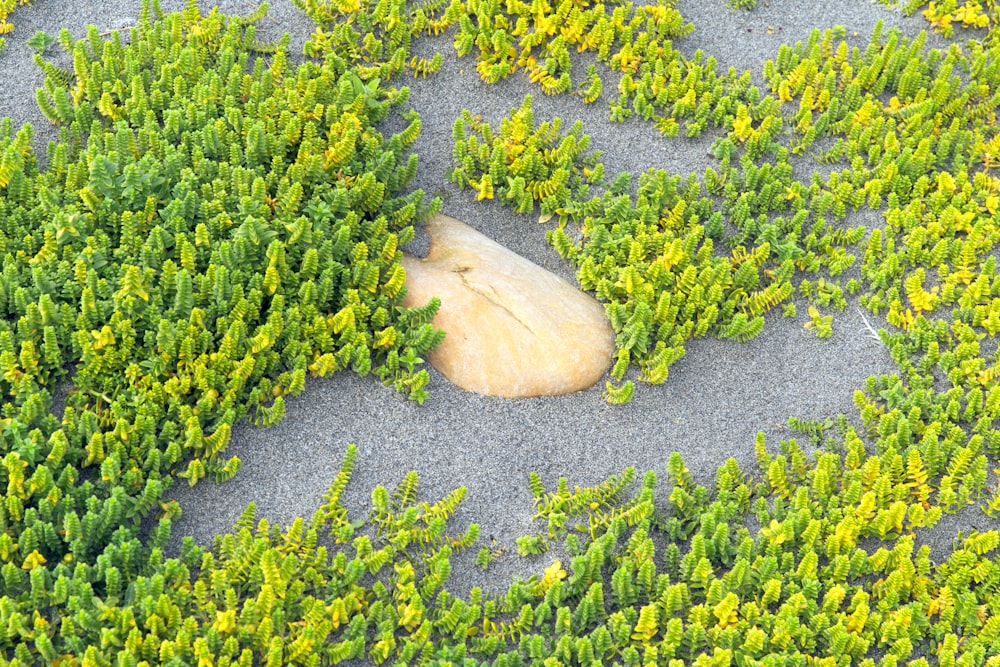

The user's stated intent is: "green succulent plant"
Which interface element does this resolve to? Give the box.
[2,0,1000,664]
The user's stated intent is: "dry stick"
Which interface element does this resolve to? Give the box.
[856,307,887,349]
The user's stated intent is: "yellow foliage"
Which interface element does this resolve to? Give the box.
[905,271,939,313]
[212,610,236,635]
[0,1,30,35]
[336,0,362,13]
[21,549,46,571]
[532,559,567,596]
[923,2,954,31]
[887,305,916,331]
[472,174,494,200]
[91,326,117,350]
[732,105,753,143]
[937,171,956,192]
[922,0,993,36]
[777,80,792,102]
[397,600,424,631]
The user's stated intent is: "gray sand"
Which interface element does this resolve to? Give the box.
[1,0,992,596]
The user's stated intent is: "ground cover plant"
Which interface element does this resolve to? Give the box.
[1,0,1000,664]
[880,0,998,44]
[0,0,32,53]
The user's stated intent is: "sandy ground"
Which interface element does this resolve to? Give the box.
[1,0,993,597]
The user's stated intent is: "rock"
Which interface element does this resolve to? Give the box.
[401,214,613,398]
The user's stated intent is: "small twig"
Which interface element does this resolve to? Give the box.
[856,307,887,348]
[86,388,115,403]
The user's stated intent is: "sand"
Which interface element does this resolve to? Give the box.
[0,0,993,598]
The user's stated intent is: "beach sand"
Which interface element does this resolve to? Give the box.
[1,0,991,598]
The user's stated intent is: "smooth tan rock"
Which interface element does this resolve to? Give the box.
[402,214,613,398]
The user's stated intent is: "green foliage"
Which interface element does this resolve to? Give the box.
[804,305,834,338]
[293,0,455,79]
[475,539,506,569]
[577,63,602,104]
[206,1,1000,663]
[442,0,693,104]
[444,7,1000,412]
[166,438,995,667]
[4,444,490,666]
[881,0,999,46]
[0,3,449,663]
[3,0,1000,664]
[451,101,817,401]
[0,0,32,53]
[449,95,601,214]
[25,29,54,54]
